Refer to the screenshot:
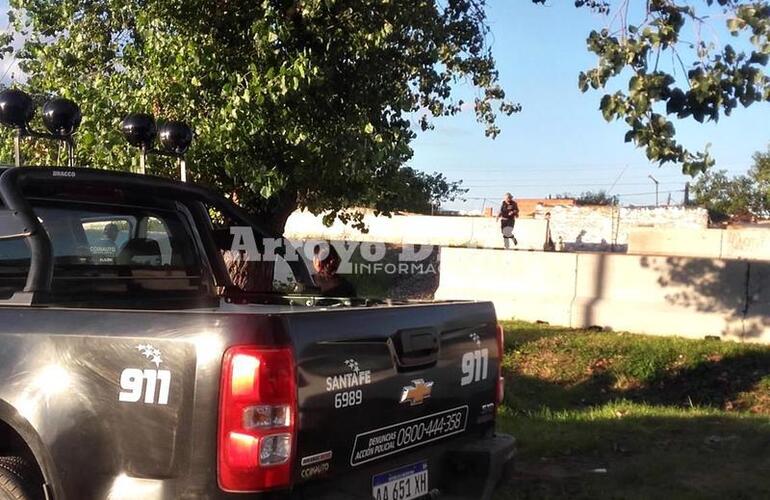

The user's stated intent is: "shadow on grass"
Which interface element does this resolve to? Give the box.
[496,410,770,500]
[506,348,770,413]
[497,343,770,499]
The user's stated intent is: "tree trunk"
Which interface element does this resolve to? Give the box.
[252,189,298,235]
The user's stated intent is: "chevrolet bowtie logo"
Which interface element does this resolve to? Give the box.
[400,379,434,406]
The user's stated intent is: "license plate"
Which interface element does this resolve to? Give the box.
[372,462,429,500]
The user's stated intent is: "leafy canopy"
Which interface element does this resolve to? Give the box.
[2,0,516,230]
[382,167,468,215]
[554,189,620,206]
[2,0,769,230]
[537,0,770,175]
[691,145,770,218]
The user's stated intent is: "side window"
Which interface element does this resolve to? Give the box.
[0,239,29,264]
[145,217,172,265]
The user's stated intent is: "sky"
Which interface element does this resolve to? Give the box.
[0,1,766,211]
[408,1,770,211]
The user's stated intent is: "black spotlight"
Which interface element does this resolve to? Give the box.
[42,98,82,137]
[0,89,35,130]
[158,121,193,156]
[121,113,157,149]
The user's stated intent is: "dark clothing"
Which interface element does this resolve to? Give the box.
[314,273,356,297]
[500,200,519,231]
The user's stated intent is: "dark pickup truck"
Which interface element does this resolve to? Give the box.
[0,166,514,500]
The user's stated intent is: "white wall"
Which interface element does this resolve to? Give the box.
[435,247,770,343]
[285,210,549,250]
[532,204,709,252]
[284,206,710,254]
[628,227,770,261]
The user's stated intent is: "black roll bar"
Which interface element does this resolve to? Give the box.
[0,166,314,301]
[0,168,54,293]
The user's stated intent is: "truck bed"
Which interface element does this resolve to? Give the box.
[0,300,504,499]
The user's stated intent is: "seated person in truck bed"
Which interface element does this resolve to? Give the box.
[211,227,275,293]
[312,244,355,297]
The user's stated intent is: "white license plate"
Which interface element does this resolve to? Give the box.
[372,461,429,500]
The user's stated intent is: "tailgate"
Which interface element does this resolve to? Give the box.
[284,301,500,483]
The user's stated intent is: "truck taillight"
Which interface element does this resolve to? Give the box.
[495,324,505,406]
[218,346,296,492]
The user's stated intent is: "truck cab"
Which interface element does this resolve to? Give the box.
[0,166,514,500]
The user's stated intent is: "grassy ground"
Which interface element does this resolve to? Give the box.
[494,320,770,500]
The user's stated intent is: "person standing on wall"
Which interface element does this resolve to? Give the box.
[497,192,519,249]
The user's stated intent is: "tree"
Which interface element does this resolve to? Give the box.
[554,190,619,206]
[691,146,770,219]
[383,167,468,215]
[535,0,770,175]
[575,190,619,206]
[3,1,769,232]
[691,170,754,219]
[1,0,517,232]
[749,145,770,211]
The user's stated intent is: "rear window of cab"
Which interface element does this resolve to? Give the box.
[0,197,211,301]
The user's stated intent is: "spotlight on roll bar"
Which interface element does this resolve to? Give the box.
[0,89,82,168]
[0,89,35,130]
[158,121,193,181]
[121,113,193,181]
[120,113,157,175]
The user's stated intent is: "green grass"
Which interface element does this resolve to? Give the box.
[494,320,770,499]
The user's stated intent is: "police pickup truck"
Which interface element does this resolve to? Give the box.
[0,90,513,500]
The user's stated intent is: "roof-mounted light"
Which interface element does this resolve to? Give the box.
[121,113,157,149]
[0,89,35,130]
[42,98,82,137]
[158,121,193,156]
[121,113,193,181]
[0,89,82,167]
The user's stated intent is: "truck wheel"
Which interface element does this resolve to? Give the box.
[0,457,40,500]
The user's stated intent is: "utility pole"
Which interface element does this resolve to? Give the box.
[684,182,690,205]
[648,175,660,207]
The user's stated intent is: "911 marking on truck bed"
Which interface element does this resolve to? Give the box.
[460,348,489,386]
[118,344,172,404]
[119,369,171,404]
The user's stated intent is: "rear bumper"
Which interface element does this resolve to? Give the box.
[439,433,516,500]
[292,432,516,500]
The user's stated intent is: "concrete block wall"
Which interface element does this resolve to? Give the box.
[285,206,711,255]
[534,205,709,252]
[628,227,770,261]
[569,254,747,340]
[285,210,549,250]
[436,249,576,325]
[435,247,770,343]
